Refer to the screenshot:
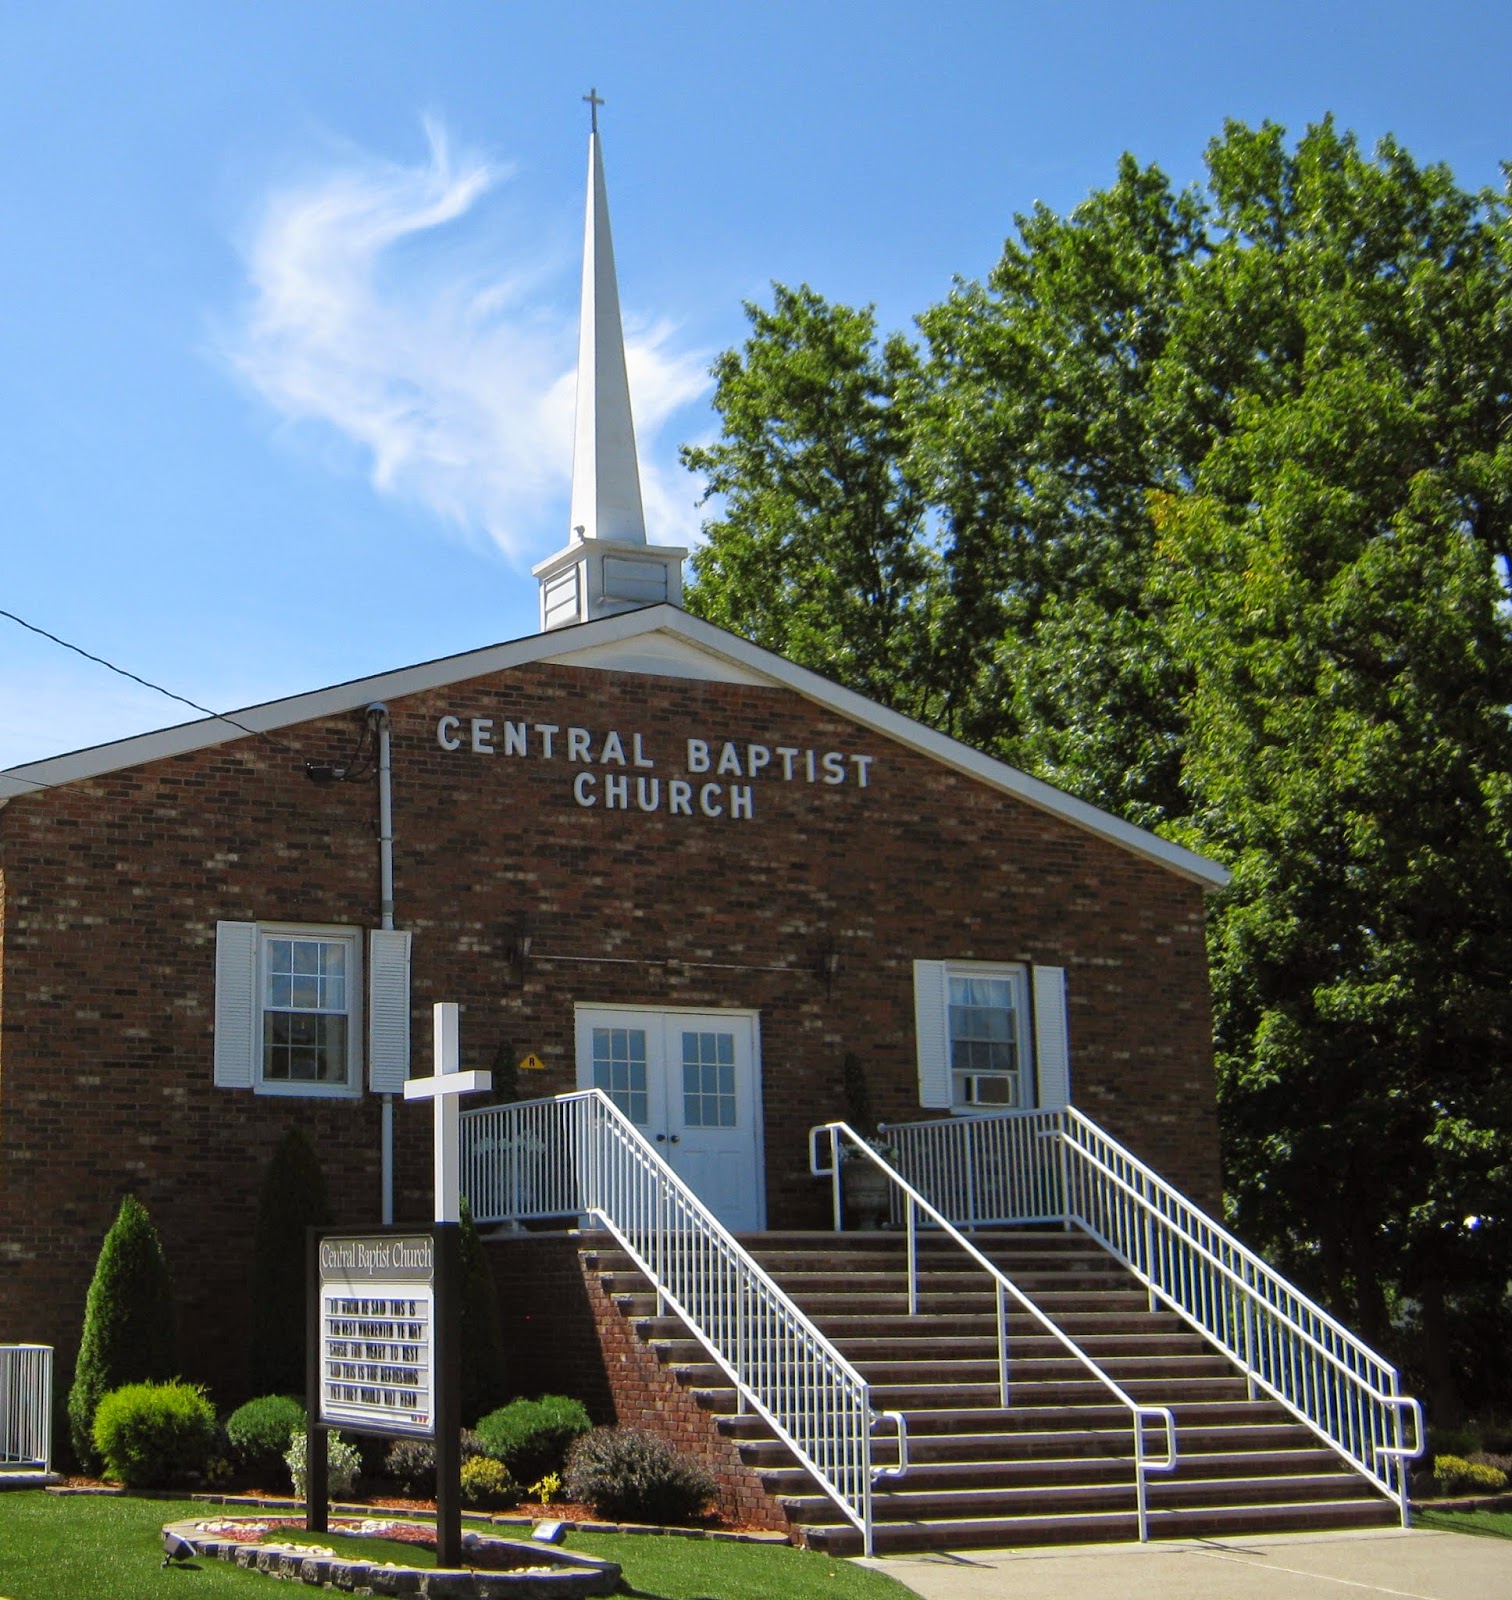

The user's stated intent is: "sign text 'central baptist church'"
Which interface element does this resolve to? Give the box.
[435,714,877,821]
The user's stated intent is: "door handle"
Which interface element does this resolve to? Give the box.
[655,1133,666,1142]
[669,1135,680,1144]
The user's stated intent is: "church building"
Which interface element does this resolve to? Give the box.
[1,108,1414,1552]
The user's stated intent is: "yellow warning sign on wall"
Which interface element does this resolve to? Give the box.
[519,1053,547,1073]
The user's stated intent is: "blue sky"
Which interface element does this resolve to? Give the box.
[3,1,1510,770]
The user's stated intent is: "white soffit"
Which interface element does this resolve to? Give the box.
[0,605,1229,889]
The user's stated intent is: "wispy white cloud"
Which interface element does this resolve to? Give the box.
[223,119,709,561]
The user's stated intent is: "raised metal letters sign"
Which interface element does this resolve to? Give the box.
[317,1232,435,1437]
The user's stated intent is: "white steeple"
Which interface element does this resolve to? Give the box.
[534,90,686,632]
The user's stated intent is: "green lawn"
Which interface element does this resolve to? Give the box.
[1416,1505,1512,1540]
[0,1493,912,1600]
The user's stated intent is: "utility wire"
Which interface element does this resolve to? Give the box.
[0,606,301,763]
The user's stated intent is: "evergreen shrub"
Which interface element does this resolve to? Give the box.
[249,1129,329,1398]
[92,1381,216,1489]
[460,1456,522,1509]
[382,1430,487,1495]
[564,1426,717,1524]
[225,1395,307,1481]
[475,1396,592,1484]
[67,1195,180,1470]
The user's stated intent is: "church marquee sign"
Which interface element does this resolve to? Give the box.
[315,1231,435,1437]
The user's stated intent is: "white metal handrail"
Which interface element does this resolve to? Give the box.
[883,1106,1424,1524]
[810,1121,1175,1541]
[0,1345,52,1473]
[463,1090,905,1555]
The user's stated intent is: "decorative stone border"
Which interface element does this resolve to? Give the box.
[162,1518,621,1598]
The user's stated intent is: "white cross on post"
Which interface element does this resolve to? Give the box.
[403,1003,493,1223]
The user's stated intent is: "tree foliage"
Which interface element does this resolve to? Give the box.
[682,117,1512,1414]
[67,1195,180,1470]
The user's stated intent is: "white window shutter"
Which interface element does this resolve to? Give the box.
[913,960,952,1108]
[368,929,412,1093]
[214,921,259,1089]
[1032,965,1071,1109]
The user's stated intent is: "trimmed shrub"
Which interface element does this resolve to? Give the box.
[460,1456,522,1509]
[564,1427,717,1525]
[68,1195,180,1470]
[383,1430,487,1496]
[226,1395,307,1481]
[459,1196,509,1424]
[249,1129,329,1398]
[285,1428,361,1501]
[475,1396,592,1484]
[1433,1453,1510,1495]
[92,1381,216,1489]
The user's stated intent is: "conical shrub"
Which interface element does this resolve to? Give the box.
[67,1195,179,1470]
[459,1195,508,1424]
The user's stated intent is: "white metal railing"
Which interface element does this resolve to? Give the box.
[810,1122,1176,1541]
[884,1106,1424,1523]
[1,1345,52,1473]
[463,1091,906,1554]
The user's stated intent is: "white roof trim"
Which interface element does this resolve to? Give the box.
[0,606,1229,888]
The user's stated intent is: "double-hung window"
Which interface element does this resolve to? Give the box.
[913,960,1070,1113]
[214,922,365,1097]
[947,970,1027,1109]
[261,932,356,1088]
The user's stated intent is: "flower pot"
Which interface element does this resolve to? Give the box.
[842,1160,893,1230]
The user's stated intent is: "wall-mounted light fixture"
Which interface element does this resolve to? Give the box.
[816,936,841,998]
[507,930,534,982]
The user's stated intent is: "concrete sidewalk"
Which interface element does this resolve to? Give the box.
[859,1528,1512,1600]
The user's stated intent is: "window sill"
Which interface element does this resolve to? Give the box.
[252,1081,363,1101]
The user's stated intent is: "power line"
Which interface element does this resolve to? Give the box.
[0,606,302,764]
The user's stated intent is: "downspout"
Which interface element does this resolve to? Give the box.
[370,703,396,1225]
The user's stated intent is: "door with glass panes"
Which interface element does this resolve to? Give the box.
[574,1007,763,1232]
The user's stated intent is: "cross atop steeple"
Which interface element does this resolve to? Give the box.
[583,86,604,133]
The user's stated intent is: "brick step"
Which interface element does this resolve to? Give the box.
[744,1248,1130,1277]
[663,1308,1186,1338]
[656,1346,1238,1387]
[796,1494,1400,1555]
[774,1289,1162,1316]
[735,1229,1090,1250]
[715,1395,1301,1445]
[781,1468,1379,1528]
[646,1329,1214,1363]
[677,1370,1253,1409]
[612,1286,1163,1320]
[756,1445,1353,1496]
[760,1267,1135,1294]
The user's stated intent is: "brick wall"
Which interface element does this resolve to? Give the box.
[484,1232,787,1532]
[0,657,1220,1418]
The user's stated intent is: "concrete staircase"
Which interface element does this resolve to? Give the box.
[583,1228,1400,1554]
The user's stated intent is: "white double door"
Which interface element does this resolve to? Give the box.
[574,1006,764,1232]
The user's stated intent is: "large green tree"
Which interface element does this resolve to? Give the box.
[683,118,1512,1414]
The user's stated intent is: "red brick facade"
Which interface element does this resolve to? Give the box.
[0,635,1221,1428]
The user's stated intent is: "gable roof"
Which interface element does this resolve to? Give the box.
[0,605,1229,888]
